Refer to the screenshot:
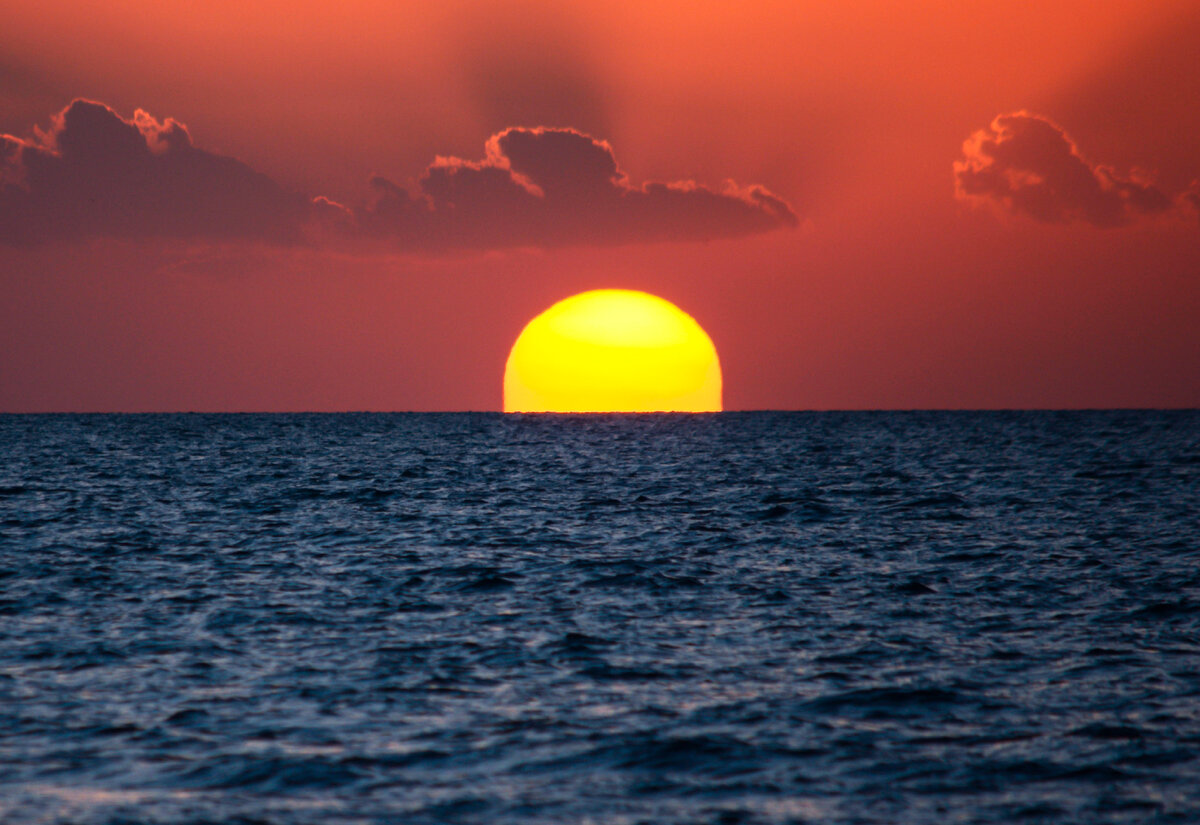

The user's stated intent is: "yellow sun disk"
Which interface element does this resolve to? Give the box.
[504,290,722,413]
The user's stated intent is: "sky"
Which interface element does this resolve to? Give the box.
[2,0,1198,411]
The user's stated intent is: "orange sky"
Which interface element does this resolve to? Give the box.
[2,0,1198,410]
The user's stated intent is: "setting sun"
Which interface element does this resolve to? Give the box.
[503,290,722,413]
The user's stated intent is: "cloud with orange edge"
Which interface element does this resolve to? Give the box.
[0,100,307,246]
[1,100,797,251]
[344,126,797,250]
[954,112,1192,228]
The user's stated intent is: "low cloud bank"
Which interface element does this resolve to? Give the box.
[1,100,797,250]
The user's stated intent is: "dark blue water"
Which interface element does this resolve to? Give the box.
[1,411,1198,824]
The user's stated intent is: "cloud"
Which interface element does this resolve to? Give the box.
[2,101,796,251]
[352,126,798,249]
[0,99,308,245]
[954,112,1187,228]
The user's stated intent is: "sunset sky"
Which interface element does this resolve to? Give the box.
[2,0,1198,411]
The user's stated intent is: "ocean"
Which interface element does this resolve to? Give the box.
[1,411,1197,824]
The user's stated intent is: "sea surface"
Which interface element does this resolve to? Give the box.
[1,411,1198,825]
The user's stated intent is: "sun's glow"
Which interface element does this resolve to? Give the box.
[504,289,722,413]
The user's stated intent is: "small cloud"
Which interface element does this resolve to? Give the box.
[954,111,1188,228]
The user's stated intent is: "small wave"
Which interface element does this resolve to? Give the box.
[175,754,366,792]
[455,574,517,592]
[802,685,967,715]
[892,578,937,595]
[1068,722,1144,740]
[1130,599,1200,620]
[540,631,615,658]
[589,733,770,777]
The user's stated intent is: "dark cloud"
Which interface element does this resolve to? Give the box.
[0,99,307,245]
[954,112,1186,228]
[351,127,797,249]
[2,101,797,250]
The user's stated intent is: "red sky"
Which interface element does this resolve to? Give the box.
[2,0,1198,411]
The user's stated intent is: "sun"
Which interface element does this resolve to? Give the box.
[504,289,722,413]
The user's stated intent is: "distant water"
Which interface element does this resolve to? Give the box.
[1,411,1198,825]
